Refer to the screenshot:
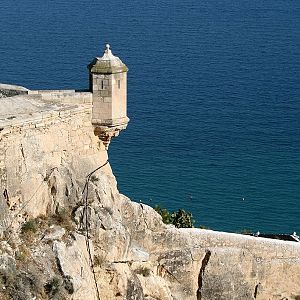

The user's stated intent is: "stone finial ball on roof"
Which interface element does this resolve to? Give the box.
[88,44,128,74]
[105,44,112,55]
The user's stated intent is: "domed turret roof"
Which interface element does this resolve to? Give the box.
[88,44,128,74]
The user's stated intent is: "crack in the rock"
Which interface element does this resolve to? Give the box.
[196,250,211,300]
[187,249,196,262]
[253,283,260,299]
[140,203,150,230]
[3,188,9,205]
[95,190,103,206]
[157,264,181,283]
[111,260,130,264]
[20,144,28,173]
[20,145,25,159]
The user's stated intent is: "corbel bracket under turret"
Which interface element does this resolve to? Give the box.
[94,123,128,149]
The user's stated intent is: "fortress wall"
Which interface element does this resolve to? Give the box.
[0,104,108,232]
[185,228,300,258]
[135,225,300,299]
[191,229,300,299]
[28,90,93,104]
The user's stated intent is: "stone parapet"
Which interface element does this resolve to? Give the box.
[28,90,92,105]
[0,91,93,134]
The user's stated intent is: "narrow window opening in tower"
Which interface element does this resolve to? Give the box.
[118,80,121,89]
[101,80,104,90]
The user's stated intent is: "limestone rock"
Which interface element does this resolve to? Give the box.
[139,275,173,300]
[42,225,66,241]
[53,233,97,300]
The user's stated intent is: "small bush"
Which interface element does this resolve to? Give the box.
[93,254,105,267]
[172,209,195,228]
[21,220,37,235]
[63,275,74,294]
[154,205,195,228]
[52,209,74,232]
[44,277,61,297]
[134,266,151,277]
[90,175,99,183]
[15,245,31,262]
[154,205,174,225]
[0,268,45,300]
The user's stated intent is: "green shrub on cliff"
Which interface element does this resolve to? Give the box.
[154,205,195,228]
[44,277,61,297]
[154,205,174,225]
[21,220,37,234]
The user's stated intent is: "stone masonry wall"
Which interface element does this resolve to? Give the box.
[91,74,113,122]
[0,104,108,233]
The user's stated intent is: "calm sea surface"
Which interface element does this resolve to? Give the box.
[0,0,299,233]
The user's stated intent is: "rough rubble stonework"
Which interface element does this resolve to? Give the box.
[0,81,300,300]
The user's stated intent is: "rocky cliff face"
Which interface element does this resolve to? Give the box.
[0,96,300,299]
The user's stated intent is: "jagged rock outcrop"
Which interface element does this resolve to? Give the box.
[0,90,300,300]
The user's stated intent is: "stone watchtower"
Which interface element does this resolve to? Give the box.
[88,44,129,148]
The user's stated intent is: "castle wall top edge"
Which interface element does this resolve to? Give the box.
[0,86,93,130]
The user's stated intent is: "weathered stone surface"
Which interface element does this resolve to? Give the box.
[53,233,97,300]
[137,272,173,300]
[42,225,66,241]
[0,251,15,273]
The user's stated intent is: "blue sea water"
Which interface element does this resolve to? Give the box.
[0,0,299,233]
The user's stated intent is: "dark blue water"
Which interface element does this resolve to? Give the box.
[1,0,299,233]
